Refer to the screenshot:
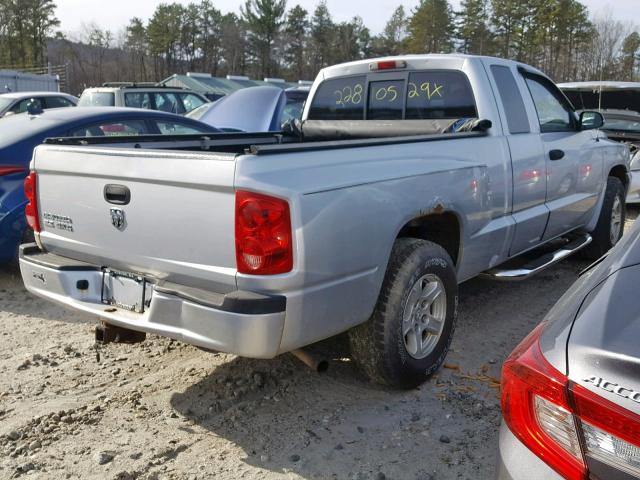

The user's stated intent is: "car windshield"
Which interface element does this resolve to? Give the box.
[78,92,115,107]
[280,100,304,126]
[0,97,13,111]
[603,116,640,133]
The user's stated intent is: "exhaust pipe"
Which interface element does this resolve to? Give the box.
[291,348,329,373]
[95,322,146,344]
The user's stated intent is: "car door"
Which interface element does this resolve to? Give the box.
[522,72,603,240]
[487,63,549,256]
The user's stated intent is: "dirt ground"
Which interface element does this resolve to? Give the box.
[1,208,637,480]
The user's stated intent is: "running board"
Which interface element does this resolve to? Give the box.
[482,234,592,281]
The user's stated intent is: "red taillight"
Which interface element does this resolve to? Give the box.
[369,60,407,71]
[501,323,587,480]
[572,382,640,453]
[24,172,40,232]
[0,166,26,176]
[235,190,292,275]
[504,322,640,479]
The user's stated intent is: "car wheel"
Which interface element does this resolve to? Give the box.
[582,176,626,260]
[349,238,458,389]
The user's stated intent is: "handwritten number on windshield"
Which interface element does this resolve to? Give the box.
[375,86,398,102]
[409,82,444,100]
[335,84,363,106]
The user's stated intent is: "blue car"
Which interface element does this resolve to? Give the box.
[187,86,309,132]
[0,107,219,264]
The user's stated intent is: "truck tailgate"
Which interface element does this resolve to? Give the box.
[32,145,238,292]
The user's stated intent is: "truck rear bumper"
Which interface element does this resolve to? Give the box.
[19,245,286,358]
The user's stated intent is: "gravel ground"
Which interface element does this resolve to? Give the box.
[1,208,637,480]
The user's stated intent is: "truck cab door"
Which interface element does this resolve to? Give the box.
[488,64,549,256]
[522,73,603,240]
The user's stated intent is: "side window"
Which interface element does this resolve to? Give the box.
[70,120,149,137]
[307,75,366,120]
[368,80,405,120]
[155,121,209,134]
[490,65,530,134]
[179,93,205,113]
[10,98,43,113]
[43,97,74,109]
[124,92,152,110]
[524,75,574,132]
[405,71,476,120]
[153,93,185,114]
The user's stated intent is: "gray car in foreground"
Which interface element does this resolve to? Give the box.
[498,218,640,479]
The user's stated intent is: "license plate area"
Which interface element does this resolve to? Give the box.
[101,269,151,313]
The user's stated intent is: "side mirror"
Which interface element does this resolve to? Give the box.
[580,111,604,130]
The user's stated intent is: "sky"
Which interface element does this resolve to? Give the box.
[55,0,638,37]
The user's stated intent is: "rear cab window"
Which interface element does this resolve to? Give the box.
[307,70,477,121]
[308,76,366,120]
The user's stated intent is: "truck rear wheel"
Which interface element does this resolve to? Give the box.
[582,176,626,260]
[349,238,458,389]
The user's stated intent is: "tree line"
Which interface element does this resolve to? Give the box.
[0,0,59,68]
[2,0,640,94]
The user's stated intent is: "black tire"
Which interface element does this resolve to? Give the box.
[349,238,458,389]
[582,176,626,260]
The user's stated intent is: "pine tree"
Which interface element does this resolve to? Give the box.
[456,0,493,55]
[380,6,408,55]
[309,1,334,71]
[241,0,287,78]
[620,32,640,81]
[407,0,454,54]
[124,18,148,80]
[284,5,309,79]
[491,0,527,58]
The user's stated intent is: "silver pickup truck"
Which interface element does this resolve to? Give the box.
[19,55,630,388]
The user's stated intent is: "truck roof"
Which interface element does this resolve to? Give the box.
[317,54,548,80]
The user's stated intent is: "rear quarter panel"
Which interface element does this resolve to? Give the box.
[235,134,512,352]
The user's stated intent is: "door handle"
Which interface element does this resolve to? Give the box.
[104,184,131,205]
[549,149,565,161]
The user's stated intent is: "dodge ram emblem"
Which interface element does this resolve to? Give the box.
[110,208,126,230]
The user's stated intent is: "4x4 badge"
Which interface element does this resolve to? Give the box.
[110,208,126,230]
